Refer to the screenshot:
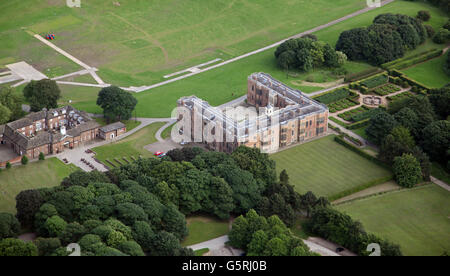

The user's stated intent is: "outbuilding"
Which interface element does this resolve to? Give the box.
[99,122,126,140]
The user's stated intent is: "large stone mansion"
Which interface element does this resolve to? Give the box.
[177,73,329,153]
[0,106,125,161]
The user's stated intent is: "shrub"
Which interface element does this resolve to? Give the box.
[417,10,431,22]
[21,156,28,165]
[39,152,45,161]
[425,25,435,38]
[6,162,11,169]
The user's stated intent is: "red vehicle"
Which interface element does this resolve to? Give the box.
[154,151,164,156]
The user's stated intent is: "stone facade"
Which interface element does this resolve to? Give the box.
[177,73,328,153]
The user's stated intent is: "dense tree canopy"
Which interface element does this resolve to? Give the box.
[97,86,137,121]
[336,13,426,65]
[306,207,402,256]
[275,37,345,72]
[228,210,317,256]
[23,79,61,112]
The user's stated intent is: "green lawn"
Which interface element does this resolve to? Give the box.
[270,135,392,199]
[182,216,229,247]
[92,122,165,165]
[68,0,446,118]
[0,158,78,214]
[402,54,450,88]
[336,184,450,256]
[0,0,367,86]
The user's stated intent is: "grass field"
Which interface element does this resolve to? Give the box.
[336,184,450,256]
[182,216,229,247]
[270,135,392,198]
[402,54,450,88]
[0,0,367,86]
[0,158,78,214]
[92,122,165,165]
[62,0,447,118]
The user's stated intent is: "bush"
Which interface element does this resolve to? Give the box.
[417,10,431,22]
[21,156,28,165]
[6,162,11,169]
[425,25,435,38]
[0,213,21,239]
[39,152,45,161]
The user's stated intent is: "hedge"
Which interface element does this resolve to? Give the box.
[381,49,443,70]
[360,73,389,89]
[344,68,384,82]
[328,175,394,202]
[388,69,431,92]
[314,88,350,104]
[334,135,390,169]
[347,119,371,130]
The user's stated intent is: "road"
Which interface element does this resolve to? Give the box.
[187,235,344,256]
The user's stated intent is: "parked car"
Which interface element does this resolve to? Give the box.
[336,247,345,253]
[154,151,164,156]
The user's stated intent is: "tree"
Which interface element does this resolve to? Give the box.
[0,238,38,256]
[417,10,431,21]
[393,107,419,133]
[117,240,145,256]
[379,126,416,164]
[149,231,182,256]
[44,216,67,237]
[425,25,435,38]
[0,87,24,121]
[275,37,342,72]
[366,111,397,145]
[420,120,450,162]
[115,203,148,225]
[393,154,422,188]
[96,86,137,121]
[132,221,154,253]
[445,51,450,76]
[0,103,11,124]
[336,14,426,65]
[59,222,86,245]
[16,189,44,229]
[0,213,21,239]
[23,79,61,112]
[34,237,61,256]
[429,87,450,119]
[433,28,450,44]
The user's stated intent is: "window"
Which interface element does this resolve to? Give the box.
[36,122,42,131]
